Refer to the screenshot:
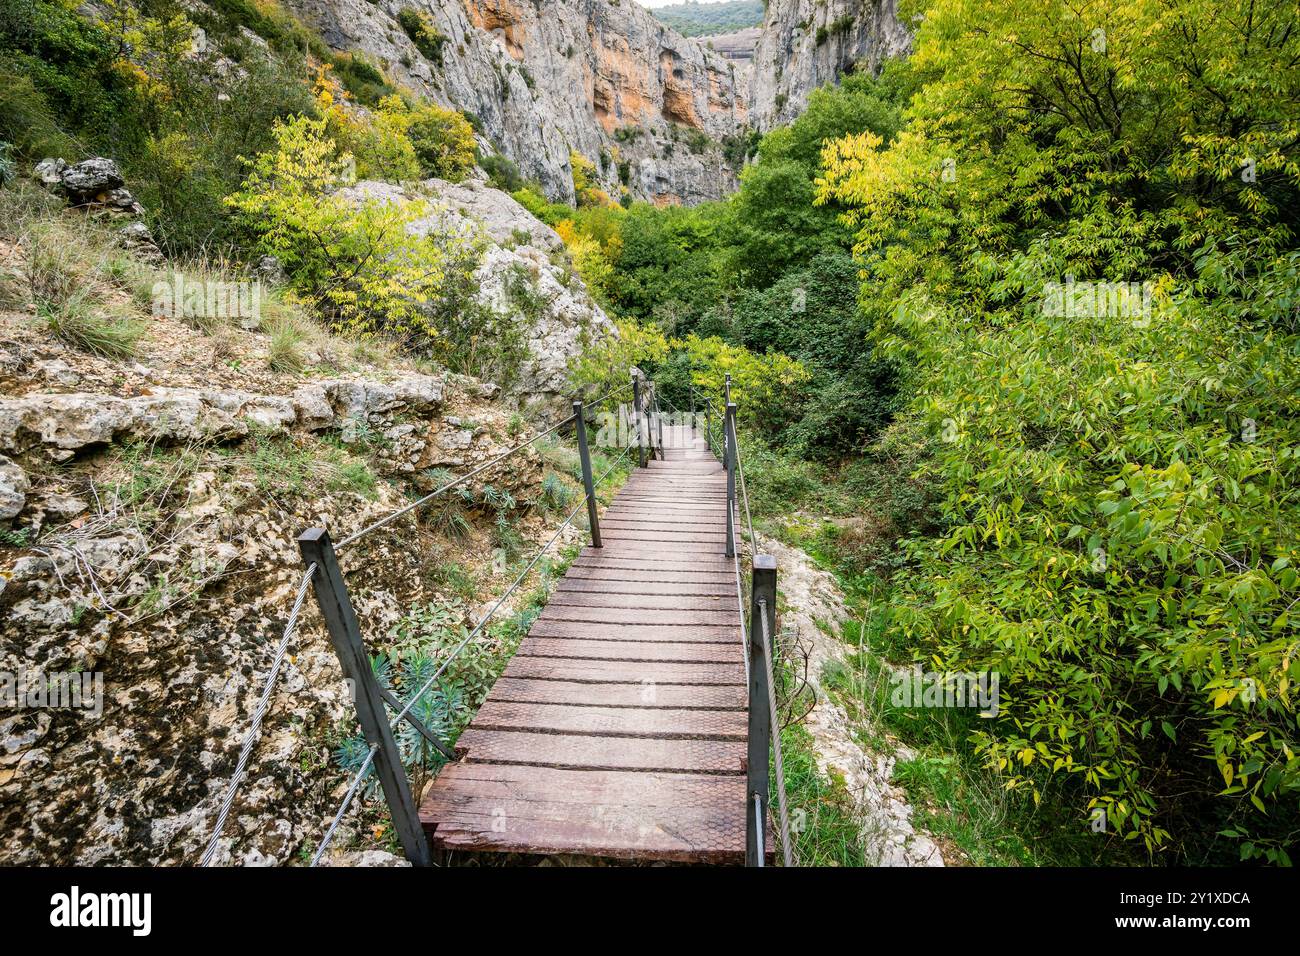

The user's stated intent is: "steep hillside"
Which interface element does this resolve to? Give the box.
[650,1,765,38]
[282,0,750,205]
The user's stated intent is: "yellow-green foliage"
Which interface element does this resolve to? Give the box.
[570,150,614,208]
[681,332,811,413]
[568,319,811,423]
[225,114,462,339]
[407,102,476,181]
[568,318,671,399]
[817,0,1300,862]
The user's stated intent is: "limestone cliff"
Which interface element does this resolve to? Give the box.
[283,0,749,205]
[280,0,908,205]
[749,0,911,129]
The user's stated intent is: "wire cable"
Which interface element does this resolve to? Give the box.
[200,565,317,866]
[309,445,634,864]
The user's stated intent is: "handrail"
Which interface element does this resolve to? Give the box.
[201,378,633,866]
[709,388,793,867]
[307,441,635,866]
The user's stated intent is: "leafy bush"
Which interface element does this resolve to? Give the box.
[817,0,1300,863]
[478,151,523,192]
[225,114,464,340]
[396,8,447,65]
[406,102,476,181]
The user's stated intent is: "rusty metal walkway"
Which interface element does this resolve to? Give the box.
[418,423,754,862]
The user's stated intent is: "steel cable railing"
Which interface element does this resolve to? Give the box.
[333,382,630,552]
[200,381,634,865]
[711,389,794,867]
[308,443,635,865]
[757,597,793,868]
[201,565,317,866]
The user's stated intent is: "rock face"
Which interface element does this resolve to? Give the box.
[258,0,911,206]
[283,0,748,205]
[0,375,443,462]
[748,0,911,129]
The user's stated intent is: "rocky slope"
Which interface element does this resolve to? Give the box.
[749,0,911,128]
[0,169,617,865]
[761,535,943,866]
[284,0,748,205]
[340,174,616,417]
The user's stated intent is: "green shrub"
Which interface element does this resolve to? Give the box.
[406,102,476,180]
[225,114,466,340]
[396,8,448,66]
[817,0,1300,863]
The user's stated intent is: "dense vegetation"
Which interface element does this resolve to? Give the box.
[4,0,1296,867]
[545,0,1300,866]
[0,0,500,359]
[648,0,765,38]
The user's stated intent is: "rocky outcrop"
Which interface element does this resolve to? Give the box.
[749,0,910,128]
[0,374,444,461]
[338,177,615,415]
[34,157,162,260]
[282,0,747,205]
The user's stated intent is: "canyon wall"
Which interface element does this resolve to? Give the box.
[284,0,749,205]
[283,0,908,205]
[749,0,911,128]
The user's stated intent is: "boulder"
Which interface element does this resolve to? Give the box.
[0,454,29,521]
[58,157,125,201]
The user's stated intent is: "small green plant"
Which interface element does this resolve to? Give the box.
[396,8,448,65]
[40,291,144,359]
[427,560,478,601]
[329,458,377,498]
[539,472,575,514]
[25,219,146,359]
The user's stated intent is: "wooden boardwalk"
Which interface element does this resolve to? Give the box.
[419,423,755,863]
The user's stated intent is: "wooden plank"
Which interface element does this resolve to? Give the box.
[517,637,740,663]
[563,563,734,580]
[502,656,745,685]
[527,619,739,642]
[554,578,734,596]
[456,728,745,774]
[489,677,746,709]
[537,604,739,627]
[547,591,733,611]
[470,701,746,739]
[575,548,730,566]
[600,531,728,544]
[420,764,748,862]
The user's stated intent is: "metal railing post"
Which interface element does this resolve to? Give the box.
[573,399,601,548]
[723,374,732,466]
[297,528,432,867]
[644,379,655,463]
[631,371,647,468]
[747,553,777,866]
[724,402,737,558]
[705,402,713,456]
[655,383,665,455]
